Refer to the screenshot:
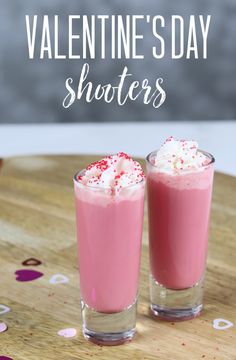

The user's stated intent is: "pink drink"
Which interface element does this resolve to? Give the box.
[73,152,145,344]
[147,165,214,289]
[74,184,145,312]
[146,137,215,320]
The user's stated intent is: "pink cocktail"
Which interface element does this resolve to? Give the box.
[74,153,145,344]
[146,137,215,320]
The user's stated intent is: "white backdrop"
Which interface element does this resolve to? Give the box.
[1,121,235,176]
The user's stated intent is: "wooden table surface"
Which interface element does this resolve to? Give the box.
[0,155,235,360]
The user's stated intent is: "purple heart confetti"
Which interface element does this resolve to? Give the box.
[0,357,14,360]
[22,258,42,266]
[15,269,44,282]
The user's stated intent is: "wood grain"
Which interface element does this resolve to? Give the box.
[0,155,235,360]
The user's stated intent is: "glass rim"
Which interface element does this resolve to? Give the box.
[146,149,215,169]
[73,169,146,190]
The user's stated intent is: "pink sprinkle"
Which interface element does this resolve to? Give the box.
[165,136,173,143]
[118,152,130,160]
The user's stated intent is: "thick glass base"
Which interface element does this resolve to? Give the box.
[81,299,137,345]
[150,274,204,321]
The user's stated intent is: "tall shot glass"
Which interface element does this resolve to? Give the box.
[74,171,145,345]
[146,150,215,320]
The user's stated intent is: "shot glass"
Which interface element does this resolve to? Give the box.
[146,150,215,320]
[74,171,145,345]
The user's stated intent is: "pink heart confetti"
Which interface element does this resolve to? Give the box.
[49,274,69,285]
[0,323,8,333]
[0,305,10,315]
[58,328,77,338]
[213,318,234,330]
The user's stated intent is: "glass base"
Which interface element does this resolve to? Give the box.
[81,299,137,345]
[150,274,204,321]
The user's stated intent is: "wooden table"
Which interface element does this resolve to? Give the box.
[0,155,235,360]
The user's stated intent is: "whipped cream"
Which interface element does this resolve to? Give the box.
[77,152,145,190]
[152,136,209,174]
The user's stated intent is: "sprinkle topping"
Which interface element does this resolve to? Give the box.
[77,152,145,190]
[153,136,209,174]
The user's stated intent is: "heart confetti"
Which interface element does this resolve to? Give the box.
[0,357,14,360]
[213,318,234,330]
[58,328,77,338]
[0,305,10,316]
[49,274,69,285]
[0,323,8,333]
[22,258,42,266]
[15,269,44,282]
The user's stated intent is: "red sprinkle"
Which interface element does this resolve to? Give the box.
[118,152,131,160]
[77,152,145,187]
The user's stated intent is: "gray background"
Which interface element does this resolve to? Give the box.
[0,0,235,123]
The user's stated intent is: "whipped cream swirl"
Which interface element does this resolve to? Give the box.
[77,152,145,190]
[152,136,209,173]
